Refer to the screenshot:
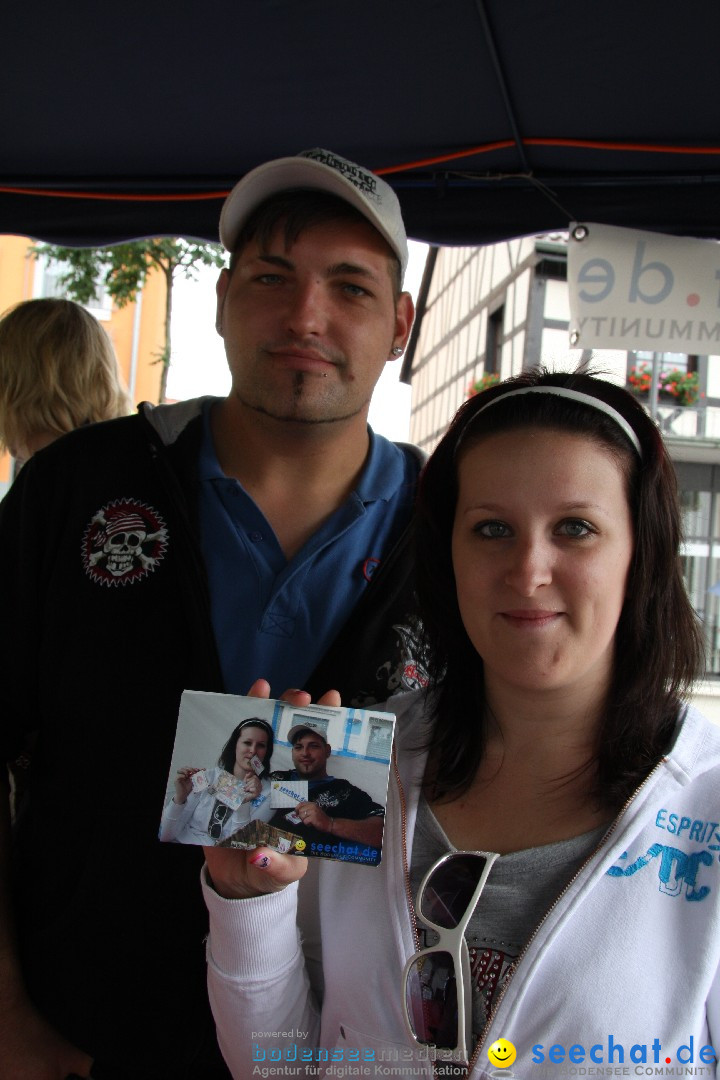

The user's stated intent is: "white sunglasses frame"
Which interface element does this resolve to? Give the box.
[402,849,499,1062]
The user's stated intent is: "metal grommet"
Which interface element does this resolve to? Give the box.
[572,224,588,242]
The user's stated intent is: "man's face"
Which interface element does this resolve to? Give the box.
[215,217,413,428]
[291,732,331,779]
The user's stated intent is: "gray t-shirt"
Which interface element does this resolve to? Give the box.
[410,794,606,1034]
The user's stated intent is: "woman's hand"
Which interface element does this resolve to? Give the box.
[241,774,262,802]
[204,843,308,899]
[173,766,200,805]
[204,679,341,899]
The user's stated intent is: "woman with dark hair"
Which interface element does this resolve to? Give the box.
[217,718,275,775]
[160,717,275,845]
[201,371,719,1079]
[415,368,703,813]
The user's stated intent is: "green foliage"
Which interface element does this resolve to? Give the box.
[33,238,227,400]
[628,363,700,406]
[628,363,652,394]
[467,372,500,398]
[33,238,226,309]
[659,368,700,407]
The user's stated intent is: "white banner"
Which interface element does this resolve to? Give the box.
[568,223,720,355]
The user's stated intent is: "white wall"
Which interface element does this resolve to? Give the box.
[692,682,720,725]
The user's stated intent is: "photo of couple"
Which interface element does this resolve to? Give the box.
[160,690,395,866]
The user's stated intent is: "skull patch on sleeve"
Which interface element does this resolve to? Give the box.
[82,499,169,586]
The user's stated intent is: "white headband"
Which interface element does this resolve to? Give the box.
[467,385,643,459]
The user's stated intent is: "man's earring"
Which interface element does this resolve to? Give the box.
[391,346,403,356]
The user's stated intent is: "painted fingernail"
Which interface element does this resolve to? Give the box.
[250,852,272,870]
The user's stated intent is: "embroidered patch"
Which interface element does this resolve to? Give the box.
[300,149,380,203]
[81,498,168,586]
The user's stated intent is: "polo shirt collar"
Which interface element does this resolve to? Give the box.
[197,399,406,504]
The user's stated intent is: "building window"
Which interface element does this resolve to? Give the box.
[34,255,113,321]
[628,351,701,399]
[679,484,720,676]
[485,305,504,374]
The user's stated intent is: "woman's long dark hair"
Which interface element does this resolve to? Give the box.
[415,368,705,810]
[218,718,274,778]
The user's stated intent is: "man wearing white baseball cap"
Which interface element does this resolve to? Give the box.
[219,148,408,277]
[0,148,425,1080]
[268,719,385,852]
[208,146,425,704]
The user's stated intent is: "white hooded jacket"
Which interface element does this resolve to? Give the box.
[203,690,720,1079]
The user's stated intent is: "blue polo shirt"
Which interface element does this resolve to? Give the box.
[197,402,418,695]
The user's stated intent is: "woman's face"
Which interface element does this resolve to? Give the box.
[451,428,634,705]
[234,725,269,775]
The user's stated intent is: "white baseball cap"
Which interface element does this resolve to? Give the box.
[287,719,330,745]
[219,148,408,276]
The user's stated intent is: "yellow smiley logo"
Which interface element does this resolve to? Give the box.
[294,838,306,851]
[487,1039,517,1069]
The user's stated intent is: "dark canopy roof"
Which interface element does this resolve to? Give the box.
[3,0,720,247]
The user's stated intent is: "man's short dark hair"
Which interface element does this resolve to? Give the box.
[228,189,402,298]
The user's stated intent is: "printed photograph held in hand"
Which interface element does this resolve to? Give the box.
[159,690,395,866]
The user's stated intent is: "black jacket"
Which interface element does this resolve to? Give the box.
[0,400,424,1079]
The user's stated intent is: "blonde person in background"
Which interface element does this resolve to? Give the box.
[0,297,132,466]
[0,298,132,835]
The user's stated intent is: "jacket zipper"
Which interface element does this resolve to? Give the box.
[396,747,668,1079]
[466,756,668,1076]
[143,412,225,689]
[395,745,420,948]
[395,748,470,1078]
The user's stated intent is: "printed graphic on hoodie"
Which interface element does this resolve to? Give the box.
[82,498,169,586]
[607,810,720,902]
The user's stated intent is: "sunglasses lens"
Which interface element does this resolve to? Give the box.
[209,800,230,841]
[420,853,488,929]
[405,951,458,1049]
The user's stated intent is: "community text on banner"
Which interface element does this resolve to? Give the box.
[568,222,720,355]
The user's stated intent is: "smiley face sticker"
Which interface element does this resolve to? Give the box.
[487,1039,517,1069]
